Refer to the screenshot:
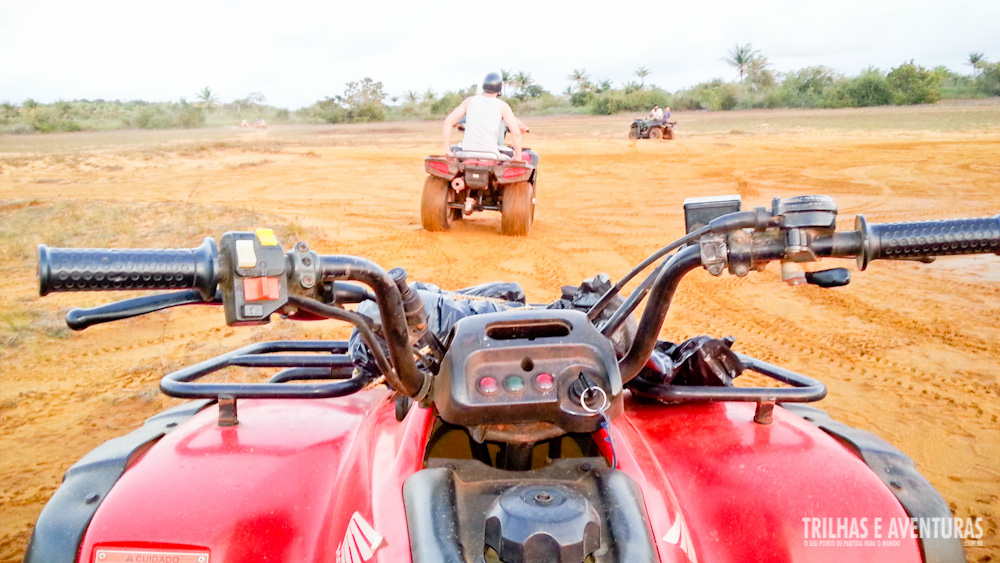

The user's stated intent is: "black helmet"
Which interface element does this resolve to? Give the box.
[483,72,503,95]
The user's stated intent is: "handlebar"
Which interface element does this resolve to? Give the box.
[855,215,1000,269]
[617,213,1000,384]
[38,238,429,399]
[38,238,219,301]
[35,204,1000,399]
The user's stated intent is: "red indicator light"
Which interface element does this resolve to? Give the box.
[535,373,555,391]
[478,376,499,395]
[503,167,526,179]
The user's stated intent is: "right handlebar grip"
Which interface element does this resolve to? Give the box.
[856,215,1000,270]
[38,237,219,300]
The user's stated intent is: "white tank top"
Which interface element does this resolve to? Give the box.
[459,96,504,153]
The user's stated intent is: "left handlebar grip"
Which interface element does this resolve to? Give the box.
[38,237,219,301]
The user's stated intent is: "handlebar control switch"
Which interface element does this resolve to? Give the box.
[219,230,288,325]
[699,233,728,276]
[775,195,838,263]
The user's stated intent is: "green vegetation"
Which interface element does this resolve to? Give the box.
[300,77,389,124]
[3,49,999,134]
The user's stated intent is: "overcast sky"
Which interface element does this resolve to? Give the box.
[2,0,998,109]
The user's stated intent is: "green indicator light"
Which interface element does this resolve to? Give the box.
[505,375,525,392]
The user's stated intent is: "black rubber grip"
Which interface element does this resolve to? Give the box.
[856,215,1000,269]
[38,238,219,300]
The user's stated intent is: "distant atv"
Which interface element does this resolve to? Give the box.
[422,148,539,236]
[629,118,676,140]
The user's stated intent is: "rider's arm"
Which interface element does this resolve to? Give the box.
[442,98,471,155]
[500,102,523,161]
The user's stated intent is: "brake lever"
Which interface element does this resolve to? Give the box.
[66,289,222,330]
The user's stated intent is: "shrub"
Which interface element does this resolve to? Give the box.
[570,91,593,107]
[976,62,1000,96]
[589,88,672,115]
[131,107,171,129]
[835,71,894,107]
[887,61,941,105]
[430,91,464,117]
[774,66,843,108]
[25,107,81,132]
[173,104,206,128]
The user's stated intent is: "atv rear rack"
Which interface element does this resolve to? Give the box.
[628,353,827,424]
[159,340,365,425]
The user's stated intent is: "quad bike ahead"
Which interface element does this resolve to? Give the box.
[629,118,676,140]
[27,195,999,563]
[422,126,539,236]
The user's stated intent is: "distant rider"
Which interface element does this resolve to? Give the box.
[443,72,524,161]
[649,105,664,125]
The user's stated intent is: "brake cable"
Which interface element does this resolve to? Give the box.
[587,226,709,322]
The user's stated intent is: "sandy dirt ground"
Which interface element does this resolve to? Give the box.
[1,108,999,562]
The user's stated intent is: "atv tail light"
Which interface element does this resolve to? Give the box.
[428,161,450,174]
[503,167,527,179]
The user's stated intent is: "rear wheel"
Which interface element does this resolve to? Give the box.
[628,126,639,140]
[649,127,662,140]
[421,176,452,231]
[501,182,533,236]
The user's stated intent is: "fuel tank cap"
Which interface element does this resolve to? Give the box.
[484,484,600,563]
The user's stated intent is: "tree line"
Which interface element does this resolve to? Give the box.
[2,46,999,133]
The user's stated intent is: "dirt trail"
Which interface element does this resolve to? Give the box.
[1,114,999,561]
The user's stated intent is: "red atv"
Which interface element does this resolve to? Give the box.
[422,148,539,236]
[27,196,998,563]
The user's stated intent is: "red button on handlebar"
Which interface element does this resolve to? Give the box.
[243,277,280,301]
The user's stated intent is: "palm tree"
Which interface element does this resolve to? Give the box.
[405,90,418,103]
[724,43,760,82]
[423,88,436,102]
[514,71,533,98]
[969,52,986,76]
[196,87,218,109]
[635,66,651,88]
[567,68,590,92]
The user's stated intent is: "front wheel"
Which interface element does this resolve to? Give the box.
[421,176,452,231]
[628,126,639,140]
[501,182,533,236]
[649,127,662,140]
[664,127,674,140]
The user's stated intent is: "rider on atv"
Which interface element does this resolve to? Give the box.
[442,72,524,161]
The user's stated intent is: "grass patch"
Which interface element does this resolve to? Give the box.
[0,308,69,348]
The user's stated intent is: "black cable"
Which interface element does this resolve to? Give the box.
[287,294,398,384]
[587,226,709,322]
